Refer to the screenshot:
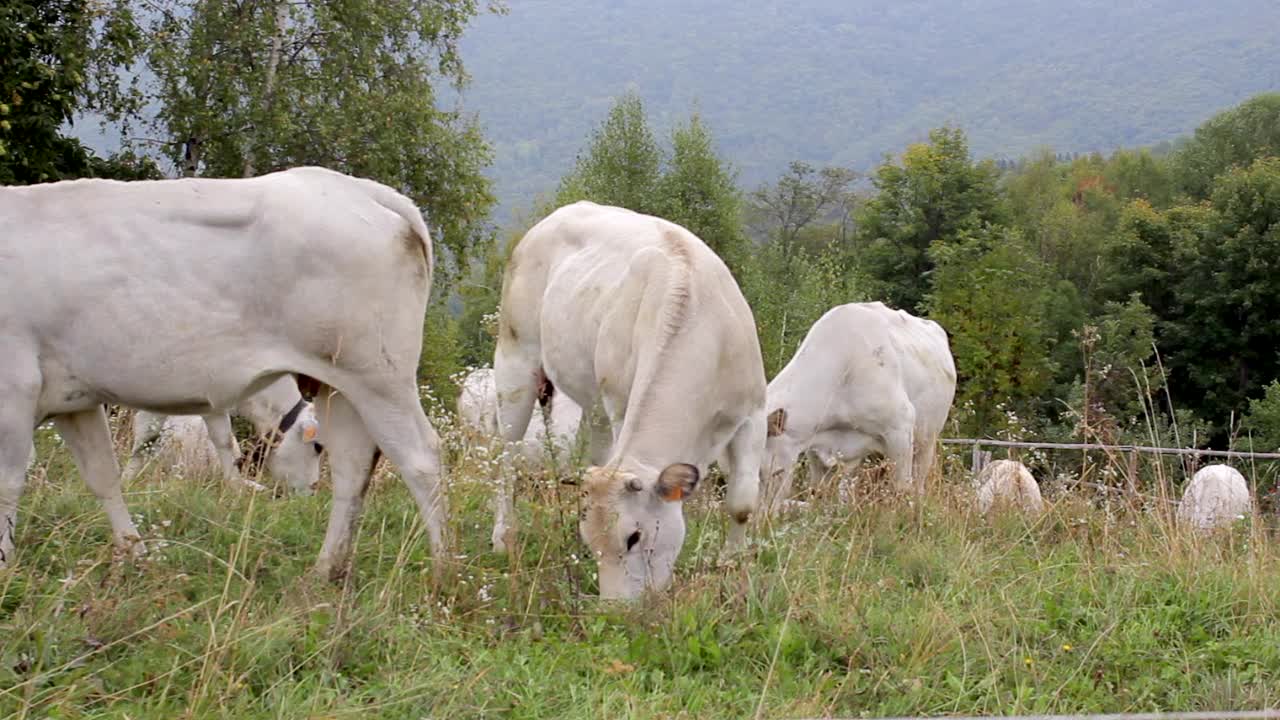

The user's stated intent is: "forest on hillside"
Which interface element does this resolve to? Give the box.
[457,0,1280,219]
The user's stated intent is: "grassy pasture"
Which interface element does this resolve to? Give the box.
[3,412,1280,719]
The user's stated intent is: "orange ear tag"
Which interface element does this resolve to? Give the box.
[662,485,685,501]
[303,425,318,442]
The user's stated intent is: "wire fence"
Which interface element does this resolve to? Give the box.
[937,437,1280,506]
[940,438,1280,461]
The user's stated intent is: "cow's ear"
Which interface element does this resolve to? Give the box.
[767,408,787,437]
[300,416,319,443]
[655,463,699,502]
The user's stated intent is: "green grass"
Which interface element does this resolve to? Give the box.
[4,432,1280,719]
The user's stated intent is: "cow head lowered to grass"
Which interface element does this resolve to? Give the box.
[578,463,701,599]
[491,201,768,600]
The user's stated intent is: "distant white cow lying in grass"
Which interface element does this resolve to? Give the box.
[974,459,1044,516]
[1,167,448,578]
[759,302,956,509]
[457,367,582,466]
[1177,464,1252,530]
[123,375,322,495]
[493,201,767,600]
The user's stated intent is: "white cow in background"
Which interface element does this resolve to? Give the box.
[493,201,767,600]
[760,302,956,509]
[1177,464,1253,530]
[123,375,323,495]
[0,167,448,578]
[457,367,582,465]
[974,459,1045,516]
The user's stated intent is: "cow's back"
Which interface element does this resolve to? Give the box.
[2,167,432,419]
[502,201,763,465]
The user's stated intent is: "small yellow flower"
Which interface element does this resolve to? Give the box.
[1024,657,1033,666]
[1062,643,1073,651]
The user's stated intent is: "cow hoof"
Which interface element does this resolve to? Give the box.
[491,526,515,555]
[114,536,148,563]
[313,559,347,585]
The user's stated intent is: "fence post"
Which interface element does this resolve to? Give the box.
[971,443,990,476]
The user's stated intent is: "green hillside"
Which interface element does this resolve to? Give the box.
[456,0,1280,219]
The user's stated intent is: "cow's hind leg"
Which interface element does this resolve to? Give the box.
[721,415,765,554]
[54,407,145,560]
[883,417,917,496]
[911,431,939,497]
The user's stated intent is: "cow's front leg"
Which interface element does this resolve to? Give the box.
[54,407,145,561]
[721,414,765,554]
[312,390,380,582]
[202,413,263,491]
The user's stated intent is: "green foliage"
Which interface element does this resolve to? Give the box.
[454,231,507,368]
[0,0,144,184]
[137,0,501,279]
[737,241,863,378]
[747,161,857,264]
[859,127,1004,312]
[1173,93,1280,199]
[555,90,663,214]
[417,298,465,413]
[1166,157,1280,426]
[925,227,1056,435]
[656,113,748,264]
[1243,381,1280,453]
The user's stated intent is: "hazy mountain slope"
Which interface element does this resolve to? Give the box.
[457,0,1280,219]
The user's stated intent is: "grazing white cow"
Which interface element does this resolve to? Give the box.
[1177,464,1253,530]
[123,375,323,495]
[760,302,956,508]
[974,459,1044,516]
[456,367,582,465]
[0,166,447,578]
[493,201,767,599]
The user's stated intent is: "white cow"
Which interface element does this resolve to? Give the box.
[493,201,767,600]
[0,166,447,578]
[122,375,323,495]
[457,367,582,465]
[1177,464,1253,530]
[974,459,1045,516]
[760,302,956,508]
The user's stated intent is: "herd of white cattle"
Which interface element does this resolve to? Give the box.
[0,167,1260,599]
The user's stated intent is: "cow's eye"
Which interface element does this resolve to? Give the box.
[625,530,642,552]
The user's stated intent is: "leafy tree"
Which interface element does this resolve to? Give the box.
[656,112,747,265]
[858,126,1004,312]
[736,240,863,378]
[924,227,1055,436]
[133,0,502,276]
[0,0,149,184]
[747,161,857,262]
[555,90,662,214]
[1173,93,1280,199]
[1164,157,1280,428]
[1243,381,1280,453]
